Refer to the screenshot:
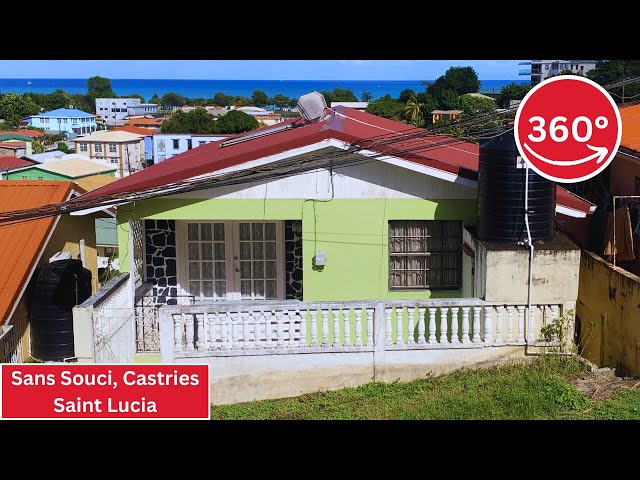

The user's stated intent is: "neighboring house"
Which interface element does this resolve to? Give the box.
[330,102,369,111]
[96,217,118,259]
[96,98,159,126]
[560,103,640,276]
[518,60,597,86]
[75,130,145,178]
[5,156,116,182]
[23,150,67,164]
[72,105,595,402]
[0,129,44,139]
[234,106,283,126]
[124,117,164,132]
[112,125,156,162]
[0,133,34,155]
[0,156,34,179]
[0,141,28,156]
[431,110,463,123]
[0,181,105,361]
[27,108,97,137]
[152,133,227,164]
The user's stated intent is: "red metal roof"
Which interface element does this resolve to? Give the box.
[112,125,156,136]
[0,181,74,324]
[0,141,26,149]
[0,130,44,138]
[80,106,594,214]
[0,156,33,170]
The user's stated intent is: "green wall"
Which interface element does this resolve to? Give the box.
[118,198,477,301]
[6,168,70,181]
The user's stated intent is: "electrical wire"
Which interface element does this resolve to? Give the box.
[0,109,518,225]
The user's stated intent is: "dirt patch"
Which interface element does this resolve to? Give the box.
[572,368,640,401]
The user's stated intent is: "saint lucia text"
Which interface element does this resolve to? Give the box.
[10,369,200,388]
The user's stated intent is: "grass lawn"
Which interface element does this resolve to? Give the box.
[210,357,640,420]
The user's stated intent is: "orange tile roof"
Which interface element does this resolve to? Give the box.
[112,125,156,136]
[0,130,44,138]
[124,117,163,126]
[0,181,74,324]
[620,104,640,151]
[0,141,26,149]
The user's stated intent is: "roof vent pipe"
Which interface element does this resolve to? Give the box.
[297,91,327,123]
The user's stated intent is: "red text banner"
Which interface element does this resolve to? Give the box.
[1,364,210,419]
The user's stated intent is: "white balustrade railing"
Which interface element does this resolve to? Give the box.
[161,300,564,355]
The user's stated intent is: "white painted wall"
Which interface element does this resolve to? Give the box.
[153,134,228,164]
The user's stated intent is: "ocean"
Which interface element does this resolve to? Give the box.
[0,79,526,102]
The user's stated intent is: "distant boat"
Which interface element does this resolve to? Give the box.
[27,79,32,85]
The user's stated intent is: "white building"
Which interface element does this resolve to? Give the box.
[153,133,228,164]
[27,108,97,137]
[76,130,145,177]
[330,102,369,111]
[518,60,598,86]
[95,98,159,126]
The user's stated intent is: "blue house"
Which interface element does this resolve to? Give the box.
[28,108,98,137]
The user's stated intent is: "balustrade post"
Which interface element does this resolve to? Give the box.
[527,305,536,343]
[395,307,404,346]
[321,309,330,346]
[461,307,470,344]
[288,309,296,346]
[173,313,184,351]
[450,307,459,344]
[406,307,415,345]
[195,313,206,350]
[494,306,503,344]
[310,309,318,346]
[355,309,363,347]
[342,309,350,346]
[483,307,493,344]
[208,312,217,348]
[385,308,392,345]
[517,306,525,343]
[366,308,374,347]
[254,310,264,349]
[506,306,514,343]
[472,306,481,343]
[298,310,307,347]
[333,309,341,347]
[428,307,437,344]
[264,311,273,348]
[417,307,426,344]
[439,307,449,344]
[184,314,194,351]
[275,310,285,348]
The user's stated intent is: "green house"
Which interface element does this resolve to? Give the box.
[6,156,116,181]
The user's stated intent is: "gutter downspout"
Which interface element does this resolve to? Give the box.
[519,163,535,350]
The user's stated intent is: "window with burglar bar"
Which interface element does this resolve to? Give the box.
[389,220,462,290]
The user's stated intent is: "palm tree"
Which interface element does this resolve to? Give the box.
[404,94,423,126]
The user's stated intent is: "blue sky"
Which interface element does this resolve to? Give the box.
[0,60,524,80]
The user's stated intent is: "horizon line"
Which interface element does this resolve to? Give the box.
[0,77,524,81]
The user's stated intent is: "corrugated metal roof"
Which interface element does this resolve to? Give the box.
[95,218,117,246]
[112,125,156,136]
[75,174,116,192]
[0,142,26,149]
[620,104,640,151]
[0,181,73,324]
[23,150,66,163]
[31,108,95,118]
[21,157,116,178]
[0,156,33,170]
[79,106,594,214]
[76,131,143,142]
[0,130,44,138]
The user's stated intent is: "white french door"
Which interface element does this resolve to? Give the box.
[179,221,284,301]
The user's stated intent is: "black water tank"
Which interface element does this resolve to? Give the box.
[30,259,92,361]
[476,130,555,243]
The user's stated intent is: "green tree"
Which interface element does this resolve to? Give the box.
[404,94,424,126]
[361,91,373,102]
[427,66,481,104]
[71,93,94,113]
[331,88,358,102]
[160,108,217,134]
[57,141,72,153]
[496,82,531,109]
[287,97,299,109]
[231,96,251,107]
[149,93,161,104]
[212,92,232,106]
[435,89,462,110]
[213,110,259,134]
[459,94,496,116]
[126,93,146,103]
[0,93,40,120]
[271,94,290,111]
[251,89,270,108]
[160,110,189,133]
[399,89,416,104]
[161,92,186,107]
[319,90,334,105]
[588,60,640,102]
[87,76,116,99]
[365,95,404,120]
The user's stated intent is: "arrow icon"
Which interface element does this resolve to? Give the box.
[523,142,608,166]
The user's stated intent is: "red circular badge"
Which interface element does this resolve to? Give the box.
[514,75,621,183]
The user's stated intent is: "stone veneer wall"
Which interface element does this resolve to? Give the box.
[284,220,303,300]
[145,220,177,305]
